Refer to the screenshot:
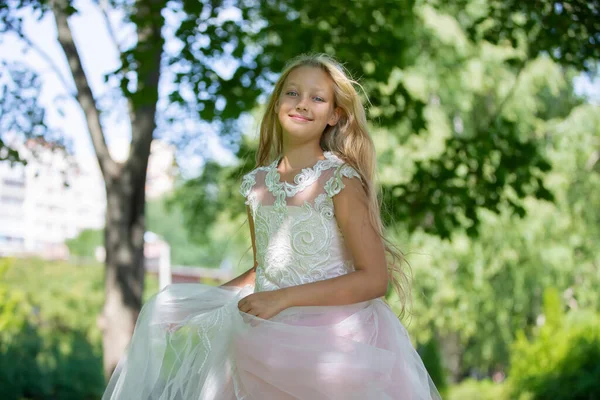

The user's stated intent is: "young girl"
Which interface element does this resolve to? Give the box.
[103,54,441,400]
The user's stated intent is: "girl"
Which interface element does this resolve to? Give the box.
[103,54,441,400]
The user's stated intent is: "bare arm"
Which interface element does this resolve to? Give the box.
[221,206,257,288]
[279,177,389,307]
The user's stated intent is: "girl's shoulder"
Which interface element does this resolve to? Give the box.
[323,160,362,199]
[239,165,270,198]
[306,151,361,181]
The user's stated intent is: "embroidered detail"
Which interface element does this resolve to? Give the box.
[264,151,346,209]
[239,170,257,199]
[240,167,268,214]
[324,163,361,198]
[238,151,356,292]
[253,203,353,290]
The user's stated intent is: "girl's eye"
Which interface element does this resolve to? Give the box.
[286,91,298,96]
[314,97,325,102]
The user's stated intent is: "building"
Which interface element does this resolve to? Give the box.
[0,138,177,258]
[0,139,105,258]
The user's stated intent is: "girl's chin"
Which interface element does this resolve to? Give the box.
[283,128,323,139]
[283,129,321,143]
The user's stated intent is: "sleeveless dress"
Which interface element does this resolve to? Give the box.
[102,151,441,400]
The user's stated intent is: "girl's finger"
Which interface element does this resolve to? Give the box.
[238,300,251,311]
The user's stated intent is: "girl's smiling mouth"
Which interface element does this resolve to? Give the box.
[289,114,313,121]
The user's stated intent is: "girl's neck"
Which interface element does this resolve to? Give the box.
[278,143,325,172]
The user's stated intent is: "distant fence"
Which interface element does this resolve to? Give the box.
[142,234,236,288]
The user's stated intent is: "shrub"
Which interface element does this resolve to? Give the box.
[0,257,161,399]
[418,336,448,394]
[447,378,508,400]
[0,258,105,399]
[509,288,600,400]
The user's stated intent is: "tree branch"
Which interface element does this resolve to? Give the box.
[3,19,76,100]
[125,0,165,175]
[50,0,119,179]
[488,63,526,127]
[97,0,123,54]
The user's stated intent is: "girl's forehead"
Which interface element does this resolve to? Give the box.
[284,66,334,91]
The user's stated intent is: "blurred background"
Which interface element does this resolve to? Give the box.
[0,0,599,399]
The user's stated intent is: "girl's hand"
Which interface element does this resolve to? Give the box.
[237,290,289,320]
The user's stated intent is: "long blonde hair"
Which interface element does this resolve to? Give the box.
[255,53,410,312]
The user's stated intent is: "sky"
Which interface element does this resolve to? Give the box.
[0,0,239,175]
[1,0,599,176]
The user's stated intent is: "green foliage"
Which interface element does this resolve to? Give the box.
[391,100,600,380]
[418,337,448,394]
[0,257,161,399]
[447,378,507,400]
[65,229,103,258]
[146,196,208,266]
[174,0,590,242]
[168,140,256,271]
[0,258,104,399]
[508,288,600,400]
[461,0,600,73]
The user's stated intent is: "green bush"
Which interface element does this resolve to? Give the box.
[418,337,448,394]
[508,288,600,400]
[446,378,508,400]
[0,257,161,399]
[65,229,103,259]
[0,258,105,399]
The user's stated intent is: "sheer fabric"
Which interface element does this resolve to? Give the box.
[103,151,441,400]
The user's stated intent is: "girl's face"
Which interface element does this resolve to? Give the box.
[277,66,340,145]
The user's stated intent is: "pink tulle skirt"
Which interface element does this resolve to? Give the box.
[103,284,441,399]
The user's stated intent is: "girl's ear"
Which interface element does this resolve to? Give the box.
[328,107,341,126]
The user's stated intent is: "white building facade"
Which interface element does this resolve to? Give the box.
[0,139,176,259]
[0,139,105,258]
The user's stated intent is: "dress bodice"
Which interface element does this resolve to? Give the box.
[240,151,362,292]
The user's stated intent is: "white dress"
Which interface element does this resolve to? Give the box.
[102,151,441,400]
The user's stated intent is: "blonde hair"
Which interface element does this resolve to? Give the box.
[256,53,410,313]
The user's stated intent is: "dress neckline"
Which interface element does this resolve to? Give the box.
[271,151,334,187]
[264,151,341,202]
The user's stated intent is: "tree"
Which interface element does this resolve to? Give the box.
[465,0,600,73]
[0,0,264,378]
[175,0,598,240]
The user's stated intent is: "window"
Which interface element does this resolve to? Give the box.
[3,179,25,188]
[0,195,24,204]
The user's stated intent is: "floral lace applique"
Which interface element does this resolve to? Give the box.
[265,151,346,209]
[240,152,362,291]
[324,163,362,198]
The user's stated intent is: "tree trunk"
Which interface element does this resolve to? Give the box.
[101,167,148,378]
[51,0,165,380]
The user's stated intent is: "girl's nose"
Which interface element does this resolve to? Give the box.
[296,97,309,111]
